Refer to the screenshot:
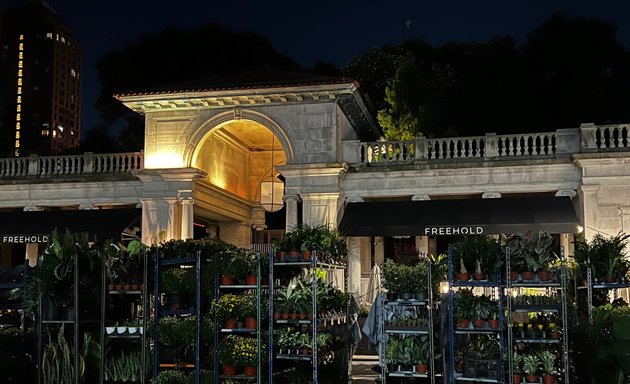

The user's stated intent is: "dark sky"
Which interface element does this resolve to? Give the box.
[8,0,630,135]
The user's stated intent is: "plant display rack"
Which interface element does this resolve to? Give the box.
[268,251,348,383]
[152,250,202,384]
[213,252,265,384]
[506,248,570,384]
[0,260,29,379]
[583,267,630,324]
[99,247,149,384]
[379,262,436,384]
[447,245,505,384]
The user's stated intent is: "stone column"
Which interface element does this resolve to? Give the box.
[178,190,194,240]
[347,237,361,298]
[621,207,630,238]
[284,194,301,231]
[374,237,385,265]
[416,236,429,256]
[301,192,342,227]
[579,185,599,242]
[140,198,178,244]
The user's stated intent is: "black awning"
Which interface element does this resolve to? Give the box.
[338,196,579,236]
[0,208,141,242]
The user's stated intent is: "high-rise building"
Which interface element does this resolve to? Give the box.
[0,0,81,156]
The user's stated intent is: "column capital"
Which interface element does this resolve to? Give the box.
[23,205,44,212]
[79,203,96,210]
[346,196,364,203]
[411,194,431,201]
[482,192,502,199]
[555,189,577,198]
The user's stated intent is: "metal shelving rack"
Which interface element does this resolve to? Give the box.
[582,267,630,324]
[506,247,570,384]
[99,249,149,384]
[213,252,265,384]
[152,251,202,384]
[379,262,436,384]
[268,251,348,384]
[447,245,505,384]
[0,260,30,381]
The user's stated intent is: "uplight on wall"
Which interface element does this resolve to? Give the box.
[259,133,284,212]
[144,151,184,169]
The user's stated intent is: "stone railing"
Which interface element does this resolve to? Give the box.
[345,123,629,165]
[0,152,144,178]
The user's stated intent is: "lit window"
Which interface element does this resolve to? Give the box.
[15,140,20,148]
[56,34,59,41]
[52,130,57,138]
[16,113,20,121]
[17,96,21,103]
[70,69,76,77]
[19,52,23,59]
[16,122,20,130]
[18,60,22,68]
[60,36,65,43]
[17,78,22,86]
[15,132,20,139]
[46,32,52,39]
[19,35,24,40]
[16,105,21,112]
[17,87,21,94]
[19,43,23,50]
[41,130,49,136]
[18,70,22,77]
[15,149,19,157]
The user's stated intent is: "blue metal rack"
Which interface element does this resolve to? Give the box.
[447,245,505,384]
[153,250,202,384]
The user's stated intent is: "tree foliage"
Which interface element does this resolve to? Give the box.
[355,13,630,139]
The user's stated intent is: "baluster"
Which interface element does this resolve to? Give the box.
[623,127,629,148]
[614,127,620,148]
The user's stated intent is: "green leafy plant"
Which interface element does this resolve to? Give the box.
[507,231,554,272]
[453,235,503,275]
[513,352,524,374]
[538,350,556,375]
[522,354,540,376]
[153,369,187,384]
[41,326,97,384]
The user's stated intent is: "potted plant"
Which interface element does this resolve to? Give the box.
[225,249,250,284]
[538,350,556,384]
[212,294,242,329]
[412,335,430,374]
[472,295,492,329]
[233,335,260,377]
[512,351,524,384]
[161,267,195,310]
[454,289,475,328]
[522,353,540,383]
[218,334,237,376]
[272,236,289,261]
[575,232,630,283]
[487,307,500,329]
[383,259,402,299]
[154,370,187,384]
[385,337,401,372]
[508,231,555,281]
[454,236,502,281]
[299,332,313,355]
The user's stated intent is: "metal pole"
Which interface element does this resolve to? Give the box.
[195,250,201,384]
[141,249,148,384]
[268,249,274,384]
[312,250,318,384]
[256,252,261,384]
[74,244,79,384]
[152,250,159,380]
[507,247,513,384]
[99,247,106,384]
[428,262,435,384]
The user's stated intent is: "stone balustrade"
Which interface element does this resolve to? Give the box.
[0,152,144,178]
[346,123,630,165]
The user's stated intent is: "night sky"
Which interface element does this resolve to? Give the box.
[7,0,630,135]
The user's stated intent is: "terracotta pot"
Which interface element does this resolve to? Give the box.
[281,313,289,320]
[306,313,313,320]
[521,271,536,281]
[513,374,523,384]
[543,375,555,384]
[457,319,469,329]
[290,251,299,258]
[473,273,487,281]
[224,318,237,329]
[302,348,312,355]
[538,270,552,282]
[298,313,307,320]
[416,363,428,374]
[222,364,237,376]
[473,319,486,329]
[107,284,116,291]
[243,366,256,377]
[302,251,312,260]
[606,276,618,284]
[130,284,140,290]
[220,275,234,285]
[525,375,539,383]
[488,319,500,329]
[114,284,123,290]
[289,313,298,320]
[510,271,519,282]
[245,317,257,330]
[245,275,257,285]
[123,284,131,290]
[550,331,561,339]
[277,251,286,261]
[273,313,281,320]
[456,273,470,282]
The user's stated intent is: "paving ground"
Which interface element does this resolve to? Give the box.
[351,355,380,384]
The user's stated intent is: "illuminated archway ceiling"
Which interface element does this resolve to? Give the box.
[195,120,285,203]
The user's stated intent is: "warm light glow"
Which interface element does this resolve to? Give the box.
[577,225,584,234]
[440,281,449,294]
[145,152,185,169]
[260,175,284,212]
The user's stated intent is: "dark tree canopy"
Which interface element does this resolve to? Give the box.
[345,13,630,139]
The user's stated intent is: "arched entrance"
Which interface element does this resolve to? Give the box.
[190,118,287,245]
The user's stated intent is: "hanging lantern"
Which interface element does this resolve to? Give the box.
[260,175,284,212]
[260,133,284,212]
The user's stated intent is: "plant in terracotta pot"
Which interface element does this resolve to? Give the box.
[522,353,540,383]
[161,267,195,310]
[472,294,492,329]
[226,250,250,284]
[411,335,430,374]
[487,306,500,329]
[513,351,524,384]
[577,232,630,283]
[218,335,237,376]
[508,231,555,282]
[538,349,556,384]
[383,259,403,299]
[454,289,475,328]
[453,236,502,281]
[212,294,242,328]
[272,236,289,262]
[233,335,261,377]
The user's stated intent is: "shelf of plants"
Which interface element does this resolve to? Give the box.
[380,258,436,384]
[0,259,29,383]
[152,247,203,384]
[213,249,267,384]
[269,225,350,384]
[505,231,570,384]
[100,240,149,384]
[448,236,505,384]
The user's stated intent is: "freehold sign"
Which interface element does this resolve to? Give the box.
[2,235,49,244]
[423,226,484,236]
